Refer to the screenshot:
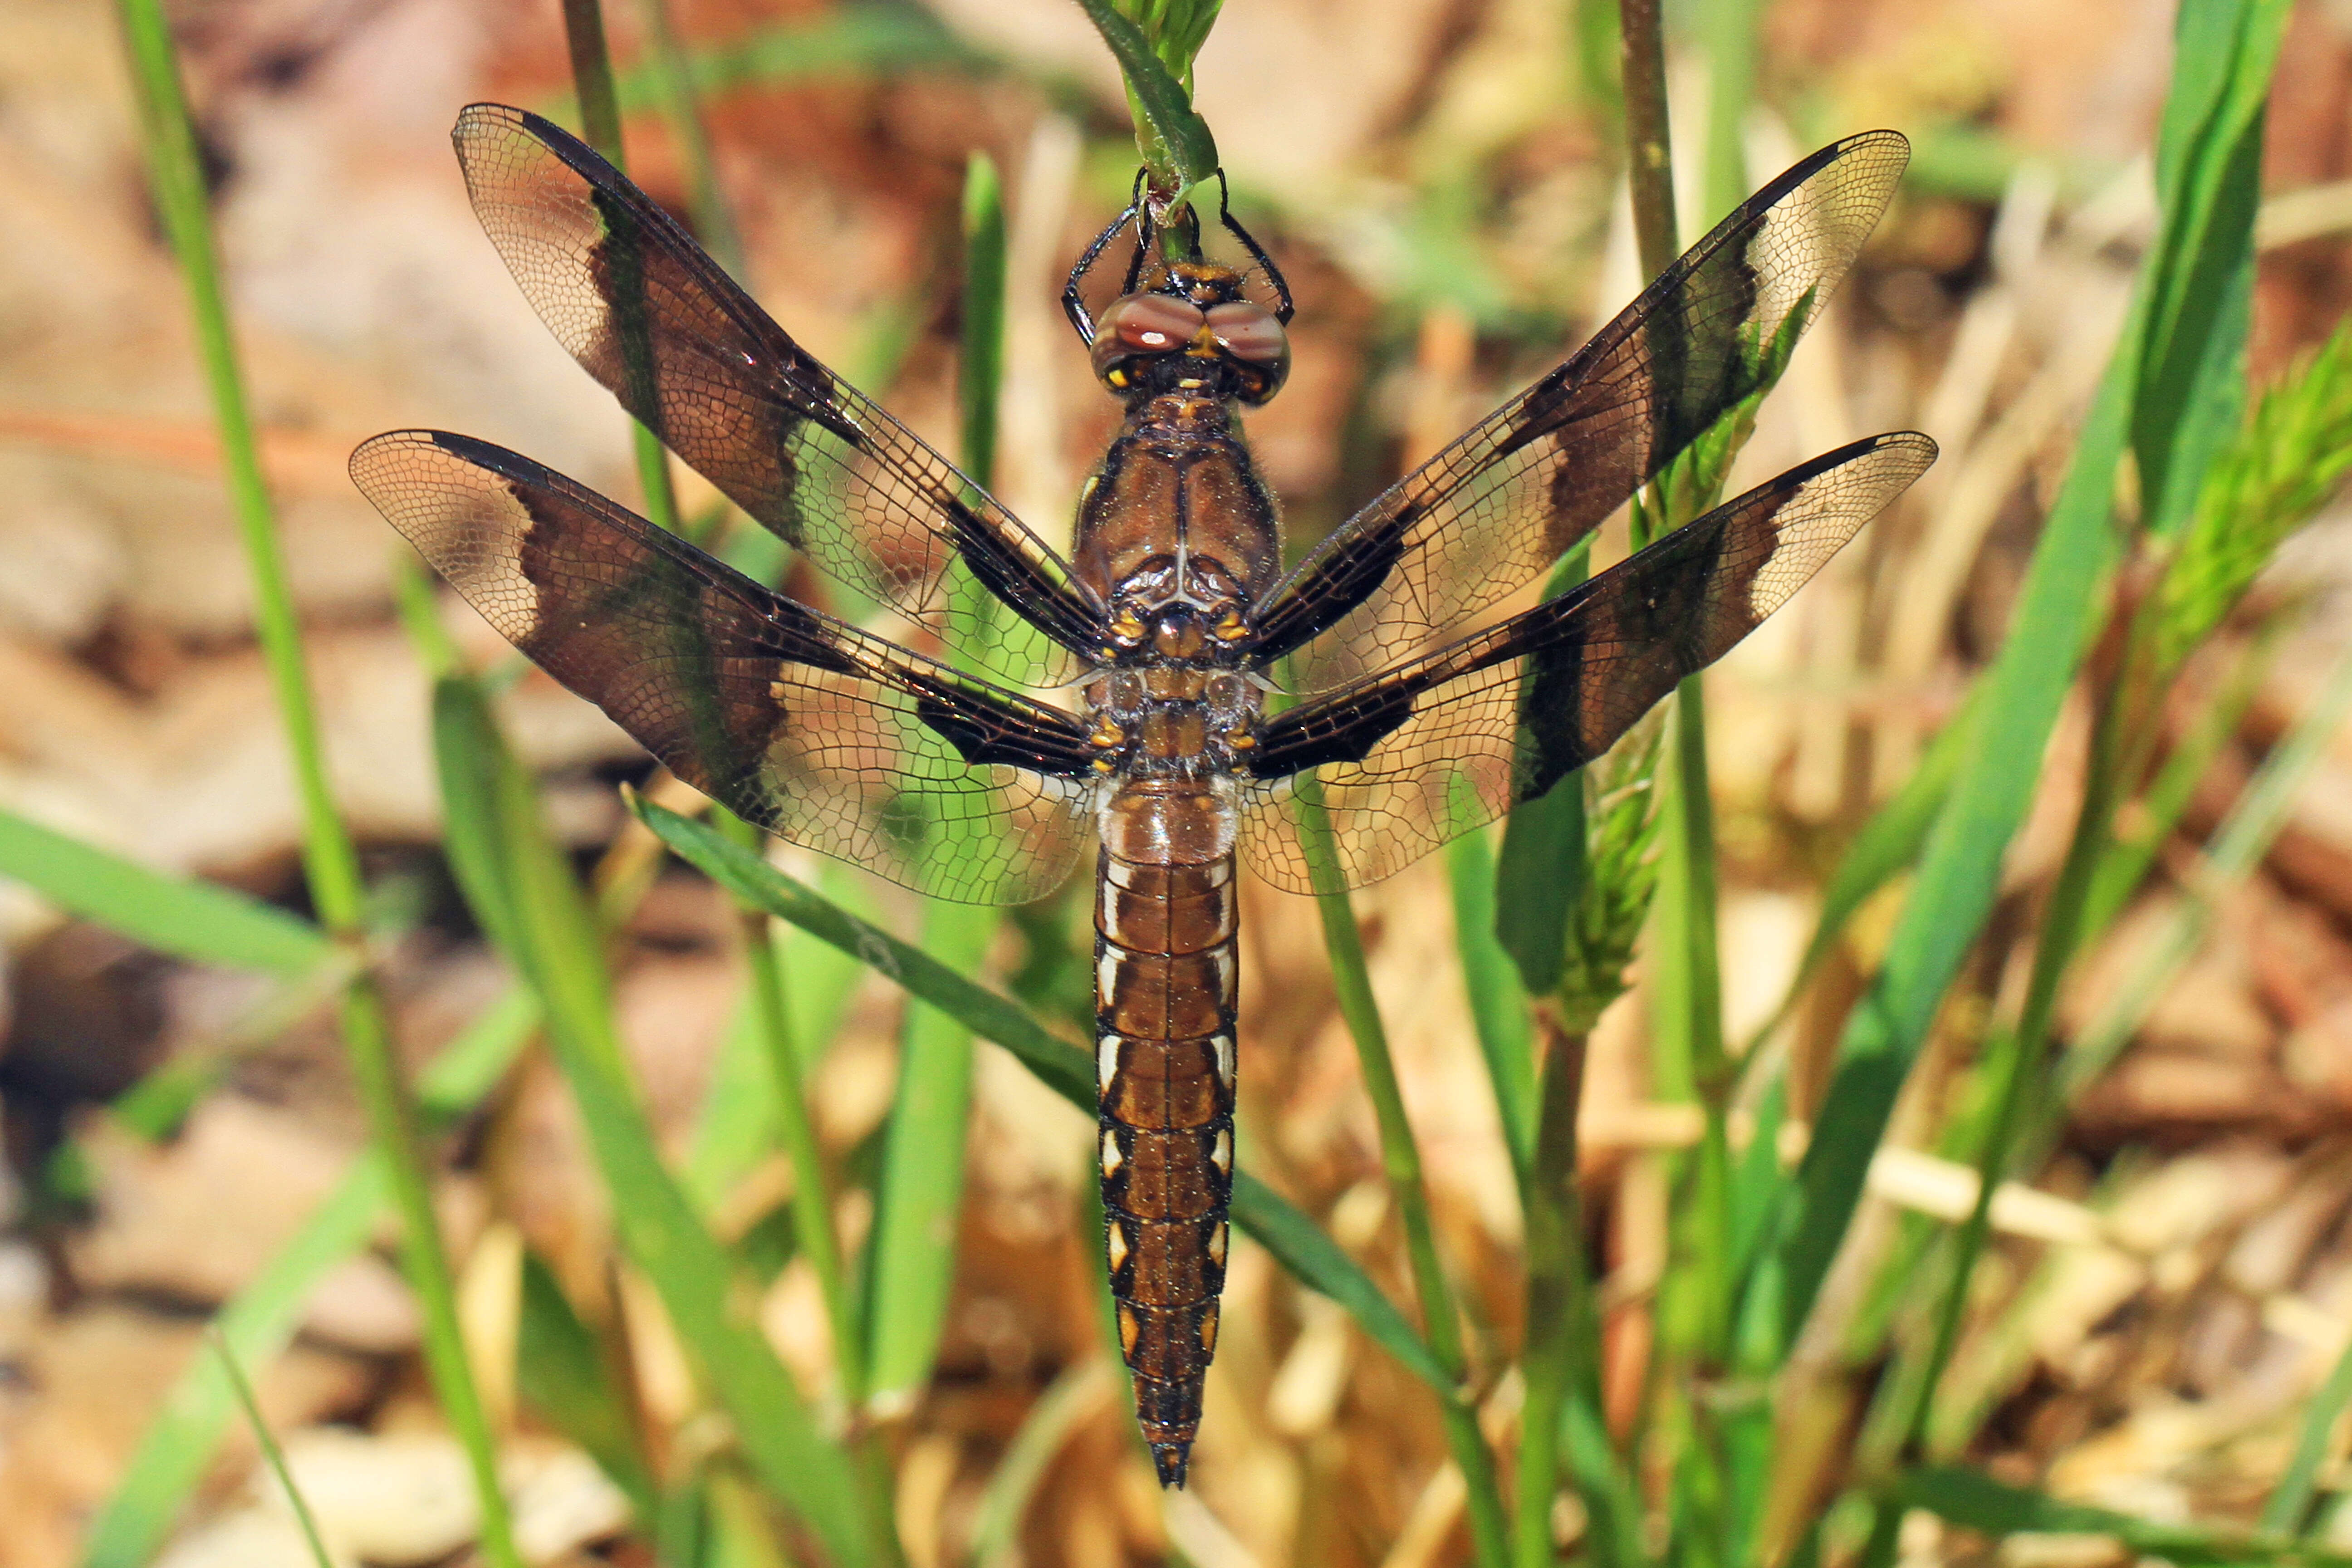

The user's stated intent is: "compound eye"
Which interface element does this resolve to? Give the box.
[1092,292,1207,390]
[1205,301,1282,361]
[1205,301,1290,402]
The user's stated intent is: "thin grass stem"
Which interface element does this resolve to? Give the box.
[636,0,746,278]
[1514,1016,1598,1568]
[1298,782,1511,1568]
[559,0,686,538]
[723,816,863,1397]
[1618,0,1680,281]
[2071,634,2352,1095]
[213,1331,337,1568]
[110,7,522,1563]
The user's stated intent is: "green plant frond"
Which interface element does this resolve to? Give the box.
[2151,309,2352,676]
[1557,721,1668,1034]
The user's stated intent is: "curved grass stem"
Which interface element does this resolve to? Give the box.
[1298,781,1511,1567]
[111,5,524,1564]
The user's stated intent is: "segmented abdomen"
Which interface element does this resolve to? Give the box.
[1094,780,1238,1489]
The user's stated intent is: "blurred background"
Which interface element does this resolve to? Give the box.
[6,0,2352,1564]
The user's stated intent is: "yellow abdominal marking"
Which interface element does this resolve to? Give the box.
[1213,609,1247,641]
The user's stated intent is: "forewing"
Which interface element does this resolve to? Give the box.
[450,103,1100,686]
[352,431,1097,906]
[1239,433,1935,893]
[1252,131,1911,691]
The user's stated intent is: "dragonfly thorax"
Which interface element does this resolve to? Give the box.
[1101,551,1252,662]
[1082,659,1263,779]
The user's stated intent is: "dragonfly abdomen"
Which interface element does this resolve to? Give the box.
[1094,779,1239,1488]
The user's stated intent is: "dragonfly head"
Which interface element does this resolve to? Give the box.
[1091,277,1290,407]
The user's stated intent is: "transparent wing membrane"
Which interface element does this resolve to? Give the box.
[451,103,1101,688]
[353,431,1096,906]
[1253,131,1911,693]
[1239,433,1936,894]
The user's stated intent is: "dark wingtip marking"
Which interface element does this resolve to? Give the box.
[1152,1441,1191,1488]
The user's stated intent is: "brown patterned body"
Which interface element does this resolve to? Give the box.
[1093,784,1238,1470]
[1075,391,1275,1484]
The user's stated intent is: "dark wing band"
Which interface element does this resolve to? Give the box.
[1238,432,1936,893]
[450,103,1102,687]
[353,430,1098,906]
[1251,131,1911,691]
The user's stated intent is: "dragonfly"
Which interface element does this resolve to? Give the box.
[352,103,1934,1488]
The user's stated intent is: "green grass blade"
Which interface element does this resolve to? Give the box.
[2133,0,2290,538]
[867,152,1007,1409]
[1651,682,1728,1099]
[1225,1173,1450,1391]
[1772,319,2136,1347]
[1245,776,1509,1564]
[1736,685,1980,1062]
[2265,1329,2352,1534]
[706,1468,795,1568]
[1493,784,1584,999]
[116,3,519,1553]
[631,796,1455,1392]
[111,0,360,936]
[604,4,989,113]
[725,825,867,1406]
[1075,0,1219,203]
[684,880,869,1211]
[1896,1465,2352,1566]
[0,809,331,975]
[966,1360,1116,1567]
[516,1249,659,1515]
[1493,546,1591,1002]
[2068,634,2352,1099]
[211,1332,336,1568]
[1447,822,1536,1182]
[957,152,1005,489]
[1700,0,1761,227]
[77,989,536,1568]
[433,681,882,1568]
[863,932,981,1408]
[78,1166,385,1568]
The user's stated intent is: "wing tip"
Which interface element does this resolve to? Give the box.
[1836,126,1914,160]
[1868,428,1940,478]
[451,100,527,145]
